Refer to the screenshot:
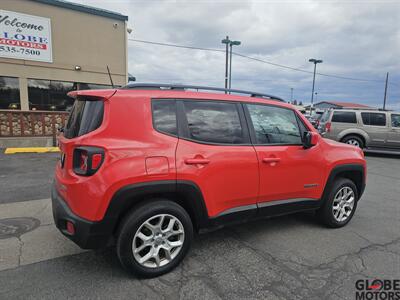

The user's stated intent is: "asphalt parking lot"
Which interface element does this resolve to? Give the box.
[0,152,399,299]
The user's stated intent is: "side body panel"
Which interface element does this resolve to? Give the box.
[175,139,259,218]
[387,113,400,148]
[56,93,178,221]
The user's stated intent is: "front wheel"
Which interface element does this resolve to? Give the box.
[116,200,193,278]
[316,178,358,228]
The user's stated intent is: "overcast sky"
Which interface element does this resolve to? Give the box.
[72,0,399,109]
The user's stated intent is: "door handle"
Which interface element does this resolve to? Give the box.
[184,158,210,165]
[262,157,281,164]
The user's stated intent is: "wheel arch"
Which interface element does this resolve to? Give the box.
[106,180,209,236]
[321,164,366,204]
[338,130,369,146]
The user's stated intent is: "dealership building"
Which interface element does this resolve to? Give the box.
[0,0,128,146]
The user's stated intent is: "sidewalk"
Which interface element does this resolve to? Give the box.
[0,199,85,271]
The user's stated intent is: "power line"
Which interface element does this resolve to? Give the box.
[128,38,224,53]
[128,38,390,84]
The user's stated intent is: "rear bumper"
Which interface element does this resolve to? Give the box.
[51,183,114,249]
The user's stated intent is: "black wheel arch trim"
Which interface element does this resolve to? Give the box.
[321,163,366,204]
[105,180,210,233]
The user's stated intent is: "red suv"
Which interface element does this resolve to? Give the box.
[52,84,366,277]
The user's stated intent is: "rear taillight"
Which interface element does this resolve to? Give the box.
[325,122,331,133]
[73,146,104,176]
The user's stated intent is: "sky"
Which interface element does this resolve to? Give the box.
[71,0,399,109]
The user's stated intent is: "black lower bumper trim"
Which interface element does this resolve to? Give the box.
[51,184,115,249]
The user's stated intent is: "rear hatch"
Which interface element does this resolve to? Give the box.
[56,89,116,193]
[63,89,116,139]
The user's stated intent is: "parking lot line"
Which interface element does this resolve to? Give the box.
[4,147,60,154]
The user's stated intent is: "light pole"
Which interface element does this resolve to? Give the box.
[221,36,230,93]
[228,40,241,91]
[309,58,323,115]
[383,72,389,110]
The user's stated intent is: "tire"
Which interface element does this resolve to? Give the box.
[341,135,364,149]
[316,178,358,228]
[116,199,193,278]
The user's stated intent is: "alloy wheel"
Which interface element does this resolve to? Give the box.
[346,139,360,147]
[132,214,185,268]
[332,186,355,222]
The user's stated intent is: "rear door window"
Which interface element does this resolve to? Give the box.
[331,111,357,123]
[64,100,104,138]
[182,100,246,144]
[361,112,386,126]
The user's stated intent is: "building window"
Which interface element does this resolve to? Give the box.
[78,83,113,90]
[28,79,77,111]
[0,76,20,110]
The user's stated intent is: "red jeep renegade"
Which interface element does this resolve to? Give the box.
[52,83,366,277]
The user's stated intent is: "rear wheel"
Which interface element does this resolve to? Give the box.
[341,135,364,149]
[117,200,193,278]
[317,178,358,228]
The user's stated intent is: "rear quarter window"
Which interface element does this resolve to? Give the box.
[331,111,357,123]
[152,100,177,136]
[361,112,386,126]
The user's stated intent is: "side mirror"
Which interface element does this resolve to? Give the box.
[303,131,320,149]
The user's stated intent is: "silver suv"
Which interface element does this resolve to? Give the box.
[318,109,400,150]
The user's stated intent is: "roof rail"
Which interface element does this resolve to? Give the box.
[122,83,285,102]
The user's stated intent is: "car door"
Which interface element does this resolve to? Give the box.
[387,113,400,148]
[175,99,259,218]
[360,112,388,147]
[244,103,325,209]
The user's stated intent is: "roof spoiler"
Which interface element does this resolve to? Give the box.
[67,89,117,100]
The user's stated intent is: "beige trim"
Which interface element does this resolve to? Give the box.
[19,77,29,111]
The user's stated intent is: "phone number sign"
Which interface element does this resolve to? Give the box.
[0,10,52,63]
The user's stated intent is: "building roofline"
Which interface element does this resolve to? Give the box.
[29,0,128,21]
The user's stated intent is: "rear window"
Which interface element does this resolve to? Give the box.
[332,111,357,123]
[319,110,331,123]
[64,100,104,139]
[361,112,386,126]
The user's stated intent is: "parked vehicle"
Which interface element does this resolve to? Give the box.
[318,108,400,150]
[305,113,323,129]
[52,84,366,277]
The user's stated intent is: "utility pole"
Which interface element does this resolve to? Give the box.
[309,58,323,115]
[221,36,230,93]
[290,88,294,103]
[383,72,389,110]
